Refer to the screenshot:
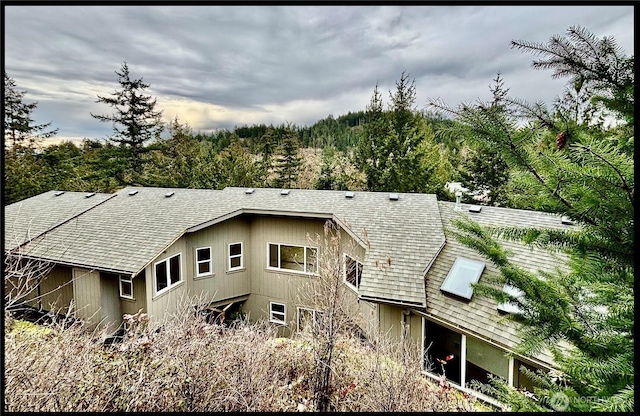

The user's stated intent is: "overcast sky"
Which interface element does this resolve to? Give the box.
[3,4,635,145]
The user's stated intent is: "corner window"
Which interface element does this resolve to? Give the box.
[270,302,286,325]
[267,243,318,274]
[195,247,213,277]
[119,275,133,299]
[344,254,363,291]
[229,242,243,271]
[155,253,182,295]
[440,257,485,300]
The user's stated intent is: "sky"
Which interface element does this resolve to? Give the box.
[3,4,635,145]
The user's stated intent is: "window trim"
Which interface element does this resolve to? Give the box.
[343,253,363,292]
[297,307,323,331]
[270,301,286,325]
[195,246,213,278]
[228,242,244,271]
[267,242,318,275]
[119,275,134,299]
[154,253,182,296]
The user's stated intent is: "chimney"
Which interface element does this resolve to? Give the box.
[454,191,462,211]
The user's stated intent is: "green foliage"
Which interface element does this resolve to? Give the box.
[355,73,451,193]
[4,72,58,151]
[272,125,303,189]
[430,26,634,411]
[91,62,164,181]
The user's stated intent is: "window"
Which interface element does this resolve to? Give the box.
[267,243,318,274]
[344,254,363,291]
[297,307,323,331]
[155,253,182,295]
[119,275,133,299]
[195,247,212,277]
[228,242,243,271]
[440,257,485,300]
[270,302,286,324]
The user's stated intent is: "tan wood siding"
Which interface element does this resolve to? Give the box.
[146,237,189,322]
[120,270,147,316]
[244,216,328,322]
[72,267,102,326]
[379,303,404,341]
[100,273,121,332]
[37,265,73,313]
[186,217,251,303]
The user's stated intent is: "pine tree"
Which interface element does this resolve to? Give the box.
[4,72,58,151]
[430,26,634,412]
[272,125,302,189]
[91,62,164,181]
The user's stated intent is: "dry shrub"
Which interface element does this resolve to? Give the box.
[4,296,481,412]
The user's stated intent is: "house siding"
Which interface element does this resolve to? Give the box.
[146,237,189,322]
[17,265,74,313]
[100,273,121,333]
[72,267,102,326]
[186,216,251,301]
[243,216,327,319]
[120,271,147,317]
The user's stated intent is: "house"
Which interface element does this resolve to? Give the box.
[4,186,573,403]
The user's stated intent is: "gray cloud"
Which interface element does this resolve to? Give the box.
[3,5,634,142]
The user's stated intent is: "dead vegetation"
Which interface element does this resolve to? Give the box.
[4,300,481,412]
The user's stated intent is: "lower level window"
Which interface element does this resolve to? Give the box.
[119,275,133,299]
[270,302,286,325]
[297,307,323,331]
[155,253,182,294]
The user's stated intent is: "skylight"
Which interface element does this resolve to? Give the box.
[389,193,399,201]
[85,192,95,198]
[469,205,482,213]
[561,215,574,225]
[345,191,355,199]
[440,257,485,300]
[245,188,255,194]
[281,189,290,196]
[497,284,524,314]
[54,191,65,196]
[165,192,175,198]
[128,190,138,196]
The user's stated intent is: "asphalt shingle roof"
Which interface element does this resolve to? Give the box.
[426,201,573,364]
[4,190,114,251]
[8,187,445,305]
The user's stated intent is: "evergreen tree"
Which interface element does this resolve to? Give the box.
[91,62,164,181]
[272,125,302,189]
[4,72,58,151]
[354,82,388,191]
[430,26,634,412]
[4,72,59,204]
[356,72,450,193]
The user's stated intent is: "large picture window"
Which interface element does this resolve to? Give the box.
[267,243,317,274]
[344,254,363,291]
[195,247,212,277]
[228,242,243,271]
[155,253,182,295]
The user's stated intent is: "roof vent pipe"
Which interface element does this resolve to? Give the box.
[454,191,462,211]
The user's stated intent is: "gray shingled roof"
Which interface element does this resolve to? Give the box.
[425,201,573,365]
[4,190,114,251]
[8,187,445,306]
